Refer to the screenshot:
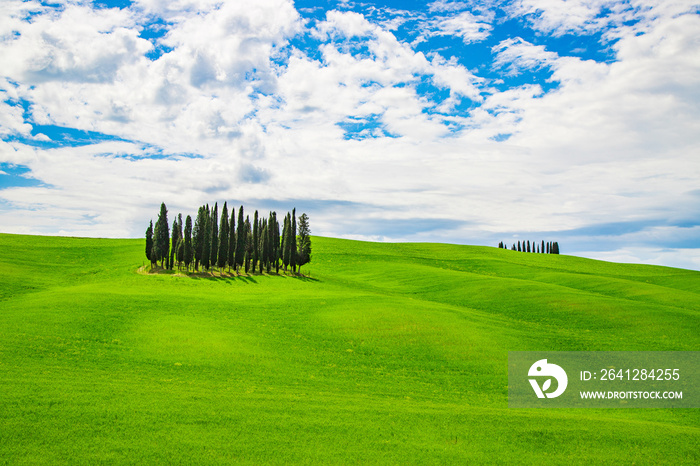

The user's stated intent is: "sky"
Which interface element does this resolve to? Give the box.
[1,0,699,270]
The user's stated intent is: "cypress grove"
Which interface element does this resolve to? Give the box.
[500,239,561,254]
[146,202,311,275]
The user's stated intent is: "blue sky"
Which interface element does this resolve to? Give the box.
[1,0,699,270]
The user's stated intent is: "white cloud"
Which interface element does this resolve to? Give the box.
[492,37,559,76]
[508,10,700,167]
[423,10,493,44]
[579,247,700,272]
[314,10,376,39]
[0,0,304,158]
[1,3,150,84]
[509,0,699,38]
[270,10,483,141]
[429,1,471,13]
[0,140,270,237]
[0,1,47,38]
[509,0,631,36]
[0,100,31,137]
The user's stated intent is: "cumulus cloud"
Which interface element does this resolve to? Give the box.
[492,37,559,76]
[509,0,632,36]
[1,4,150,84]
[429,1,471,13]
[419,9,493,44]
[0,100,32,137]
[510,0,699,38]
[579,247,700,272]
[0,0,303,156]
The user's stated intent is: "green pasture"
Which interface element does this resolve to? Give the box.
[0,233,698,464]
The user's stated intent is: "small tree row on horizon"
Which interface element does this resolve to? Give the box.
[498,240,560,254]
[145,202,311,274]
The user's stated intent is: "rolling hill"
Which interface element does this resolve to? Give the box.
[0,233,698,464]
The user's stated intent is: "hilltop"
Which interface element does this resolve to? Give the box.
[0,233,698,464]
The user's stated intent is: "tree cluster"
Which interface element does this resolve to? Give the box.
[498,240,560,254]
[145,202,311,274]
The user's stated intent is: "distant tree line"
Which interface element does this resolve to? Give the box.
[145,202,311,274]
[497,240,560,254]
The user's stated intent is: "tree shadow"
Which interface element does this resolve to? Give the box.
[194,272,258,284]
[292,274,319,282]
[237,275,258,284]
[139,266,319,284]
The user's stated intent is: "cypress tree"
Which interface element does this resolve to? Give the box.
[281,214,290,271]
[258,216,267,273]
[281,215,288,271]
[176,238,184,270]
[270,217,275,271]
[184,215,193,272]
[280,216,286,269]
[541,240,545,254]
[267,213,275,273]
[193,206,206,271]
[145,220,154,266]
[297,213,311,271]
[264,218,270,273]
[517,241,521,252]
[272,212,280,273]
[202,205,211,270]
[261,223,266,256]
[176,214,184,268]
[218,202,229,269]
[252,210,259,273]
[511,244,516,251]
[210,202,218,269]
[526,240,531,253]
[170,219,179,269]
[261,220,269,273]
[553,242,560,254]
[235,206,245,272]
[153,202,169,267]
[244,216,252,273]
[228,208,236,272]
[290,209,297,273]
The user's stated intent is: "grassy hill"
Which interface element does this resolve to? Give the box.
[0,233,698,464]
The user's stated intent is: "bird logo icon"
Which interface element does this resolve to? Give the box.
[528,359,568,398]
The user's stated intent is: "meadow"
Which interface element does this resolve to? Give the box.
[0,233,698,464]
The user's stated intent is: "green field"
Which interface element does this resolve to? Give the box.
[0,233,698,464]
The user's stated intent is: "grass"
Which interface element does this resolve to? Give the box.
[0,233,698,464]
